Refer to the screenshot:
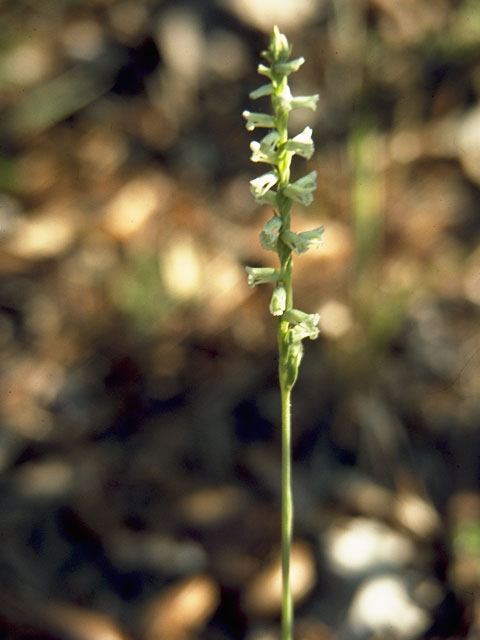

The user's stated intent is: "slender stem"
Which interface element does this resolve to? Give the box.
[280,375,293,640]
[275,73,295,640]
[244,29,319,640]
[277,192,294,640]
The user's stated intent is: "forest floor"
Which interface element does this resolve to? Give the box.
[1,1,480,639]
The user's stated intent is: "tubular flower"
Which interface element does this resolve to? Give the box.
[246,266,280,287]
[283,309,320,340]
[282,170,318,206]
[280,226,325,254]
[290,94,319,111]
[242,110,276,131]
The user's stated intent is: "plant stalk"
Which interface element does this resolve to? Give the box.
[242,27,321,640]
[280,376,293,640]
[277,92,295,640]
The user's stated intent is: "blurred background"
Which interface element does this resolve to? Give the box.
[1,0,480,638]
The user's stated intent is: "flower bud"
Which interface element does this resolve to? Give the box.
[269,284,287,316]
[265,25,291,63]
[260,215,282,251]
[285,334,303,388]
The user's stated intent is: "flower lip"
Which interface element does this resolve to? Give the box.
[283,126,315,159]
[250,170,279,199]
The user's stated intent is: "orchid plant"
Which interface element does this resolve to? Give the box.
[243,26,323,640]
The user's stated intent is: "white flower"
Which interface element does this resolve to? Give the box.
[250,131,280,165]
[283,126,315,159]
[250,170,279,200]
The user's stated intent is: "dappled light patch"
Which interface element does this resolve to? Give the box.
[140,574,220,640]
[242,541,317,617]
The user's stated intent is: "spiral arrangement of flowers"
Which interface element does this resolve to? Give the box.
[243,25,323,389]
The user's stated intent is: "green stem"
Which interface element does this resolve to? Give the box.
[275,76,295,640]
[277,198,294,640]
[278,268,294,640]
[280,371,293,640]
[245,29,319,640]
